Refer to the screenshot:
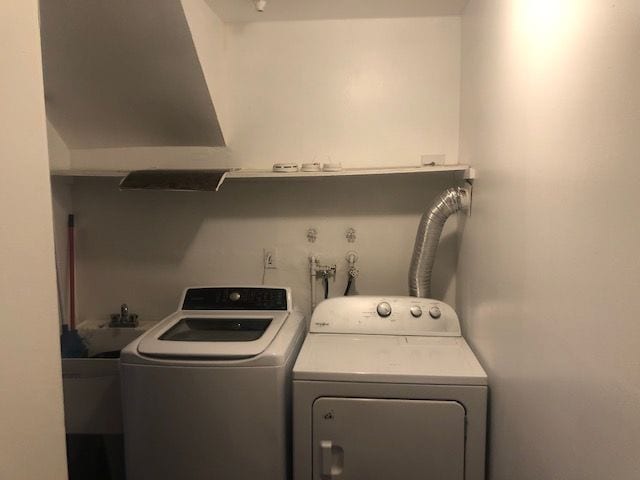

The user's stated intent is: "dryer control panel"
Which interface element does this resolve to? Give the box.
[310,296,461,336]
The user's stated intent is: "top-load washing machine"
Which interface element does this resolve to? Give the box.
[293,296,487,480]
[120,286,306,480]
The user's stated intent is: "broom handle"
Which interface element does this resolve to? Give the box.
[68,214,75,330]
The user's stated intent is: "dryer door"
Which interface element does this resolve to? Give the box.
[312,397,465,480]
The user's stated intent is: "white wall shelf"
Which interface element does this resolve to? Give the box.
[227,165,469,179]
[51,164,472,182]
[51,170,129,177]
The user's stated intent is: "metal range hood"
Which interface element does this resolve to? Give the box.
[119,169,229,192]
[40,0,226,150]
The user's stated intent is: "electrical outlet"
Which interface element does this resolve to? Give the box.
[263,248,277,269]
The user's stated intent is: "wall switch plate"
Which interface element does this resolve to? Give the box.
[263,248,277,269]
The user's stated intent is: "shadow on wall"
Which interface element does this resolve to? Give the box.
[54,173,465,320]
[71,174,463,260]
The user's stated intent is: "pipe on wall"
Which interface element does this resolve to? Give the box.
[409,187,469,298]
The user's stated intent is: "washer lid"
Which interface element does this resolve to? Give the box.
[293,334,487,385]
[137,311,289,359]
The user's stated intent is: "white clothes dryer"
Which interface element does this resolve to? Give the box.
[121,286,305,480]
[293,296,487,480]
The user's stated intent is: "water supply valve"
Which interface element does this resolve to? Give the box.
[345,251,359,279]
[316,264,337,279]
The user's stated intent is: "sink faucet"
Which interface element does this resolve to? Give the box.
[110,303,139,328]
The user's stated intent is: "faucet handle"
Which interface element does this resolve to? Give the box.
[110,303,138,328]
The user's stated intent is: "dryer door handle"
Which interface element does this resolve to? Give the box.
[320,440,343,479]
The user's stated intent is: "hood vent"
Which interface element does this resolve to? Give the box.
[120,170,229,192]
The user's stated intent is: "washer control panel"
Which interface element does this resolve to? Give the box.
[310,296,461,336]
[181,287,290,311]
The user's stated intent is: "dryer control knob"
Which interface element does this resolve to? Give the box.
[229,292,241,301]
[376,302,392,317]
[410,306,423,318]
[429,306,442,319]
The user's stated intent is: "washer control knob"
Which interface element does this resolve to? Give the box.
[229,292,241,301]
[376,302,392,317]
[410,306,423,318]
[429,306,442,319]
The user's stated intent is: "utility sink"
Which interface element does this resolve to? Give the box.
[62,320,155,434]
[77,319,156,358]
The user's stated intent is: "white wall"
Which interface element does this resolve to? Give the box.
[68,145,233,171]
[54,14,465,322]
[65,15,461,171]
[48,122,73,327]
[47,120,71,170]
[50,178,73,328]
[69,174,461,322]
[224,17,461,168]
[0,2,68,479]
[458,1,640,479]
[182,0,230,137]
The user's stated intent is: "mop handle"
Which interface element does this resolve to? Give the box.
[68,214,75,330]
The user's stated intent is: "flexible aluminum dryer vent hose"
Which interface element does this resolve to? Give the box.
[409,187,469,298]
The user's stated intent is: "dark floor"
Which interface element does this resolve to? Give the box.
[66,434,125,480]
